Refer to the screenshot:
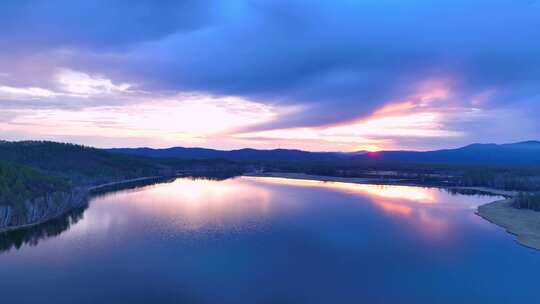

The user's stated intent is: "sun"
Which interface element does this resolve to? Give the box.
[359,144,380,152]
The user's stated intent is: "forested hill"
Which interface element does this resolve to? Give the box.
[108,147,364,161]
[0,141,172,208]
[0,161,70,207]
[109,141,540,166]
[0,141,245,209]
[1,140,540,196]
[0,141,163,185]
[359,141,540,166]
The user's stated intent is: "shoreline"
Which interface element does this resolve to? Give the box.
[0,203,87,234]
[244,172,515,196]
[3,172,539,251]
[88,175,174,194]
[246,172,540,251]
[0,175,174,234]
[476,198,540,250]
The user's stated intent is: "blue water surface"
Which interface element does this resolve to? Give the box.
[0,176,538,304]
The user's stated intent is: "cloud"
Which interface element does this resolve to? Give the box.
[90,0,539,130]
[55,69,132,96]
[0,86,59,99]
[0,93,286,148]
[0,0,539,149]
[0,0,215,52]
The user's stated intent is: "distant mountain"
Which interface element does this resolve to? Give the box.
[361,141,540,166]
[108,147,366,162]
[108,141,540,165]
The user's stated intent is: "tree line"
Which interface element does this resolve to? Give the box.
[0,161,70,207]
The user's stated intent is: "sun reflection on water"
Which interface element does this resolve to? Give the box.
[64,176,502,246]
[91,178,274,231]
[242,176,500,241]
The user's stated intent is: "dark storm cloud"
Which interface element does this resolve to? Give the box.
[0,0,214,52]
[1,0,540,132]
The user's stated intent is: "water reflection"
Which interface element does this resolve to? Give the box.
[244,176,502,240]
[246,176,498,208]
[0,176,533,304]
[0,176,503,254]
[0,176,223,253]
[251,177,439,203]
[0,206,87,253]
[91,177,273,231]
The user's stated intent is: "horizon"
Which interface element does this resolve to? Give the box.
[2,137,539,153]
[1,1,540,151]
[3,3,540,301]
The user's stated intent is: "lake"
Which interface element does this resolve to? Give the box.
[1,176,539,303]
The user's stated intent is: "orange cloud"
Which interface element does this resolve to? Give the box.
[233,78,468,151]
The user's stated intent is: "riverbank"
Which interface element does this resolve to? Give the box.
[246,172,540,251]
[88,176,174,193]
[245,172,513,195]
[4,172,539,251]
[477,199,540,250]
[0,175,174,234]
[0,188,88,234]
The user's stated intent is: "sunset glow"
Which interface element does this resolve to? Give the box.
[96,178,274,231]
[243,176,498,240]
[1,0,538,150]
[0,77,469,150]
[1,2,540,302]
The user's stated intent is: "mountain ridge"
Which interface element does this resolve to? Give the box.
[108,146,366,161]
[108,140,540,165]
[362,140,540,165]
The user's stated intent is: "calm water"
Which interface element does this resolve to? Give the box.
[1,176,539,303]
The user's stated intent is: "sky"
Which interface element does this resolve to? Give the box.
[0,0,539,151]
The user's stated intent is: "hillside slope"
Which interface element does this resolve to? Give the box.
[108,146,364,162]
[0,141,163,185]
[0,160,70,207]
[361,141,540,166]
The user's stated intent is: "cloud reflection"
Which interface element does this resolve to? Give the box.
[88,178,274,231]
[244,176,500,240]
[54,177,502,247]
